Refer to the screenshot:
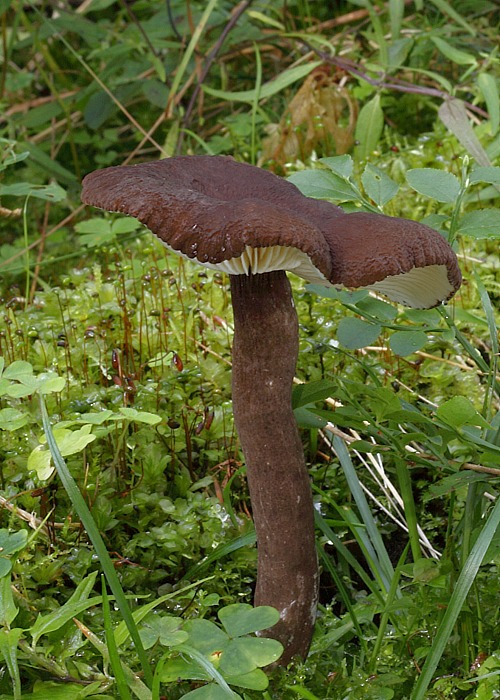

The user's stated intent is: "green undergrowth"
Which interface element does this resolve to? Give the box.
[1,0,500,698]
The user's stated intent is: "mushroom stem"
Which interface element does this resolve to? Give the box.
[230,270,318,664]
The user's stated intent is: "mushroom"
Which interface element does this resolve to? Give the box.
[81,156,461,664]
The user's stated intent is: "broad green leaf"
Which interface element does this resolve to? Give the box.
[118,407,162,425]
[292,380,337,409]
[160,656,211,682]
[0,575,18,626]
[320,155,354,179]
[0,529,28,557]
[28,445,53,480]
[0,558,11,578]
[0,408,29,431]
[355,296,398,322]
[0,680,108,699]
[287,168,359,202]
[75,219,111,235]
[30,597,103,645]
[294,406,328,430]
[438,98,491,167]
[220,668,269,691]
[183,619,228,655]
[54,424,96,456]
[306,284,369,305]
[203,61,321,103]
[2,360,33,381]
[218,604,280,638]
[181,684,240,700]
[361,164,399,206]
[431,37,477,65]
[84,90,116,129]
[111,218,141,234]
[219,637,283,675]
[354,94,384,160]
[457,209,500,239]
[0,182,66,201]
[0,627,23,694]
[142,78,169,109]
[406,167,460,203]
[436,396,490,429]
[389,330,429,356]
[39,376,66,394]
[387,36,413,69]
[469,166,500,185]
[337,317,382,350]
[139,615,188,649]
[478,73,499,135]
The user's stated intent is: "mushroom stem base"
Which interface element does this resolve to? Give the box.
[230,270,318,664]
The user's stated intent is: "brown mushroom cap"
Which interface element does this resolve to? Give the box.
[81,155,461,308]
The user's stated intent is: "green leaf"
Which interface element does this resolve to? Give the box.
[0,529,28,557]
[142,78,169,109]
[118,407,162,425]
[181,684,240,700]
[2,360,34,381]
[431,37,477,65]
[84,90,116,129]
[220,637,283,675]
[30,596,103,645]
[478,73,499,135]
[469,166,500,185]
[406,167,461,203]
[320,155,354,179]
[139,615,188,649]
[0,575,19,626]
[287,168,359,202]
[54,424,96,456]
[436,396,490,429]
[39,376,66,394]
[0,408,29,431]
[0,182,66,201]
[220,668,269,691]
[389,330,429,356]
[337,317,382,350]
[0,627,23,698]
[218,604,280,638]
[28,445,53,480]
[292,380,337,409]
[111,217,141,235]
[438,98,491,167]
[203,61,322,103]
[361,164,399,206]
[183,619,228,655]
[457,209,500,239]
[355,296,398,322]
[354,94,384,160]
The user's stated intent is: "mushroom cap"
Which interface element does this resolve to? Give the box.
[81,155,461,308]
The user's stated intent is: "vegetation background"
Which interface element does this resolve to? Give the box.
[0,1,499,698]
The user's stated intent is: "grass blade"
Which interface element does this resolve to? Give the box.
[411,497,500,700]
[102,576,132,700]
[40,395,153,689]
[333,436,395,592]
